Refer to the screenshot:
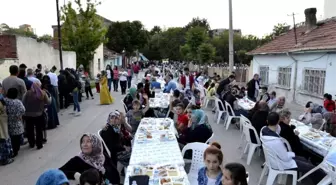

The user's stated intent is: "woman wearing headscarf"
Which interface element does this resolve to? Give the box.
[101,111,132,171]
[100,70,114,105]
[41,75,59,129]
[0,94,14,165]
[36,169,69,185]
[123,87,137,111]
[323,112,336,136]
[22,83,51,149]
[59,134,120,185]
[180,106,213,144]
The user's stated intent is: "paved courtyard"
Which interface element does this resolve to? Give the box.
[0,74,306,185]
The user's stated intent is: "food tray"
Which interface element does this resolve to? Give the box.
[302,132,321,140]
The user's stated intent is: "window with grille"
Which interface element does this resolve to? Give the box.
[303,69,326,95]
[259,66,269,85]
[277,67,292,88]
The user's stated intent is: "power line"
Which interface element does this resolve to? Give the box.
[288,12,298,45]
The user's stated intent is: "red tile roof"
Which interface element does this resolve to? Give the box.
[249,18,336,55]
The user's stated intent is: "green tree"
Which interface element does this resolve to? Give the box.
[272,23,289,37]
[106,21,148,56]
[159,27,186,60]
[140,33,162,60]
[182,26,209,60]
[61,0,107,70]
[197,43,216,63]
[150,26,162,35]
[37,34,53,43]
[185,17,210,31]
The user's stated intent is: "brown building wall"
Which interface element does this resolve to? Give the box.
[0,35,17,59]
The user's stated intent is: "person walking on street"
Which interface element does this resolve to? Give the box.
[84,74,94,99]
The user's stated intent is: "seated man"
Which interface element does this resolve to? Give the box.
[163,74,177,93]
[150,77,161,89]
[261,112,325,185]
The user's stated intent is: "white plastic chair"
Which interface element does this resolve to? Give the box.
[214,97,226,125]
[121,100,128,113]
[224,101,240,130]
[97,129,111,157]
[298,145,336,185]
[205,133,215,144]
[319,119,326,131]
[181,142,209,183]
[241,122,261,165]
[257,144,297,185]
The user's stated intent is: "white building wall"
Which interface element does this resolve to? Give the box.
[325,0,336,19]
[16,36,76,71]
[92,43,104,77]
[252,53,336,106]
[0,59,19,82]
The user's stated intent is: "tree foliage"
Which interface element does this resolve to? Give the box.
[150,26,162,35]
[106,21,148,56]
[61,0,107,70]
[197,43,216,63]
[37,34,53,43]
[181,26,209,61]
[185,17,210,31]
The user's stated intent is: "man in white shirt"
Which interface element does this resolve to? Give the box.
[47,66,60,112]
[27,68,41,86]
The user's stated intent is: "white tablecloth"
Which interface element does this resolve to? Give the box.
[129,118,182,165]
[237,98,255,110]
[124,165,190,185]
[149,93,170,108]
[125,118,189,185]
[290,119,336,157]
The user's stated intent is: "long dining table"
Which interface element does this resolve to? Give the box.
[124,118,190,185]
[290,119,336,157]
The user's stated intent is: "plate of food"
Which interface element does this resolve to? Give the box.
[302,132,321,140]
[321,138,335,148]
[145,166,154,176]
[160,177,172,185]
[166,166,179,176]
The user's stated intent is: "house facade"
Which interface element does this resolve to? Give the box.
[249,8,336,105]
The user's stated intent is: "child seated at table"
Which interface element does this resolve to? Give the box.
[80,168,102,185]
[126,97,149,135]
[198,142,223,185]
[174,103,189,135]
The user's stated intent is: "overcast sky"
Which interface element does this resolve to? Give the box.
[0,0,324,37]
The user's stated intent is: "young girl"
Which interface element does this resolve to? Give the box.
[222,163,248,185]
[198,142,223,185]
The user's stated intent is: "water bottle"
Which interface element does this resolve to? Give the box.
[153,169,159,185]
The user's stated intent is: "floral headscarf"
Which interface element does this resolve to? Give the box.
[35,169,69,185]
[78,134,105,174]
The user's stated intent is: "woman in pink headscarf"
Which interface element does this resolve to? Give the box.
[22,82,51,150]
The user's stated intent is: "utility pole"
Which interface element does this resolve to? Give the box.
[288,13,298,44]
[56,0,64,69]
[228,0,234,73]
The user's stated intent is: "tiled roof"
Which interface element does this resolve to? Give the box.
[248,17,336,55]
[104,46,119,58]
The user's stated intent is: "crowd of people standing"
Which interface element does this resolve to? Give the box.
[0,63,88,165]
